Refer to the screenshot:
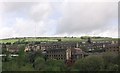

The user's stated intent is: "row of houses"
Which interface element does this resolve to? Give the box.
[24,40,119,60]
[2,40,120,61]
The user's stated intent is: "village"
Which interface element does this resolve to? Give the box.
[1,37,120,71]
[1,37,119,61]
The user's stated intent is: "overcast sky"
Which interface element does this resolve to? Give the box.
[0,0,119,39]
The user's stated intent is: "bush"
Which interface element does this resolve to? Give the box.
[72,55,104,71]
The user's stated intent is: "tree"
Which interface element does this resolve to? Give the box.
[71,36,74,38]
[102,52,118,64]
[117,54,120,70]
[6,42,11,45]
[2,60,19,71]
[28,52,36,63]
[102,52,118,71]
[72,55,104,71]
[45,59,67,71]
[16,45,26,68]
[3,50,10,62]
[81,36,90,39]
[33,57,45,70]
[27,50,43,63]
[19,63,35,71]
[87,37,92,44]
[81,37,84,39]
[57,39,61,42]
[34,58,67,71]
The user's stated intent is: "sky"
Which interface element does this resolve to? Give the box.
[0,0,119,39]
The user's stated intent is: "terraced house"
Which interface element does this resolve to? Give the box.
[5,39,119,61]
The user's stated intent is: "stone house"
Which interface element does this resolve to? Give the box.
[104,43,120,54]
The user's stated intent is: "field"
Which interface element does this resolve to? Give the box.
[0,37,118,44]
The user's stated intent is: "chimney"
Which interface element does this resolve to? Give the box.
[76,42,78,48]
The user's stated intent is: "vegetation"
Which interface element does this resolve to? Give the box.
[1,36,119,71]
[2,45,119,71]
[2,45,67,71]
[72,52,119,71]
[72,55,104,71]
[0,36,117,44]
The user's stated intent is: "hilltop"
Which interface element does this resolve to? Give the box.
[0,36,118,44]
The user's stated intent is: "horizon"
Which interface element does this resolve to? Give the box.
[0,36,118,40]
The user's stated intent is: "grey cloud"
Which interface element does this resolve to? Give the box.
[2,2,53,22]
[0,1,118,38]
[0,2,54,38]
[29,3,53,22]
[56,2,118,35]
[2,2,38,12]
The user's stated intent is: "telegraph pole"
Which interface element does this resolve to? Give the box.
[35,23,36,42]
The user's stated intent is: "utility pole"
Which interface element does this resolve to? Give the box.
[34,23,37,43]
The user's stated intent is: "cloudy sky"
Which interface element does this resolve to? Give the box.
[0,0,119,39]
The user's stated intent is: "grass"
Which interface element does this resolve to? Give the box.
[0,37,118,44]
[0,39,19,44]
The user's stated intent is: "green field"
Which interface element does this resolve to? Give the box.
[0,37,118,44]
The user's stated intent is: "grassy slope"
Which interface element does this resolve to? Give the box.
[0,37,118,43]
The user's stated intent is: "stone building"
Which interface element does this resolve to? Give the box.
[71,48,85,60]
[7,45,19,53]
[24,43,40,52]
[46,48,68,60]
[78,41,112,53]
[104,43,120,54]
[24,40,118,60]
[45,47,84,61]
